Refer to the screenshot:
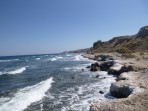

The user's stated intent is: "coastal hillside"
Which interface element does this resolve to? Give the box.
[62,48,89,53]
[87,26,148,54]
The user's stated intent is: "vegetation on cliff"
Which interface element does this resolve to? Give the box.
[87,26,148,55]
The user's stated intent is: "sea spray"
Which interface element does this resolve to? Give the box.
[7,67,26,74]
[0,67,27,75]
[0,77,54,111]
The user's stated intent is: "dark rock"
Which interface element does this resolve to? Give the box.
[82,69,84,71]
[93,40,103,48]
[86,65,91,68]
[94,62,99,67]
[136,26,148,38]
[99,61,115,71]
[99,90,104,94]
[108,68,120,75]
[110,83,133,98]
[90,62,100,72]
[120,77,127,80]
[108,65,134,75]
[120,65,134,73]
[71,76,75,79]
[136,58,140,61]
[117,76,128,81]
[95,75,99,78]
[108,57,114,60]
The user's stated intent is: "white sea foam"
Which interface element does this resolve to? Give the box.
[50,56,63,61]
[74,55,82,61]
[0,67,26,75]
[0,71,3,75]
[0,77,54,111]
[63,63,91,72]
[36,58,41,60]
[66,54,72,57]
[51,58,57,61]
[63,66,85,72]
[74,55,90,62]
[7,67,26,74]
[56,56,63,59]
[60,72,116,111]
[0,59,19,62]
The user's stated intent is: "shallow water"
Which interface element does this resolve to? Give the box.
[0,53,115,111]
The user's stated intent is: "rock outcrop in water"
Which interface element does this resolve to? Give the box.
[99,61,115,71]
[90,60,115,72]
[90,62,100,71]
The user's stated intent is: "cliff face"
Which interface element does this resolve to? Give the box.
[136,26,148,39]
[88,26,148,54]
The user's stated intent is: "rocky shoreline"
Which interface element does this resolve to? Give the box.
[83,53,148,111]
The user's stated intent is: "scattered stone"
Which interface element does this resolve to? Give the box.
[71,76,75,79]
[136,58,140,61]
[95,75,99,78]
[108,57,114,60]
[143,55,148,59]
[119,77,127,80]
[86,65,91,68]
[99,90,104,94]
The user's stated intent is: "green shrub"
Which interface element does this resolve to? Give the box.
[93,40,102,48]
[125,40,142,50]
[116,47,131,54]
[122,53,135,58]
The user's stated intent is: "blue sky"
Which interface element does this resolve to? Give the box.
[0,0,148,56]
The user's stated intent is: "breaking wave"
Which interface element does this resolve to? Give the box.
[0,77,54,111]
[0,59,19,62]
[74,55,90,61]
[51,58,57,61]
[0,67,26,75]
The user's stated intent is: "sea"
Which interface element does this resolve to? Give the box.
[0,53,116,111]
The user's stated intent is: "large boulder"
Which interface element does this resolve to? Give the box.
[110,83,134,98]
[90,62,100,71]
[108,64,134,75]
[118,72,130,80]
[120,65,134,73]
[108,63,123,75]
[99,61,115,71]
